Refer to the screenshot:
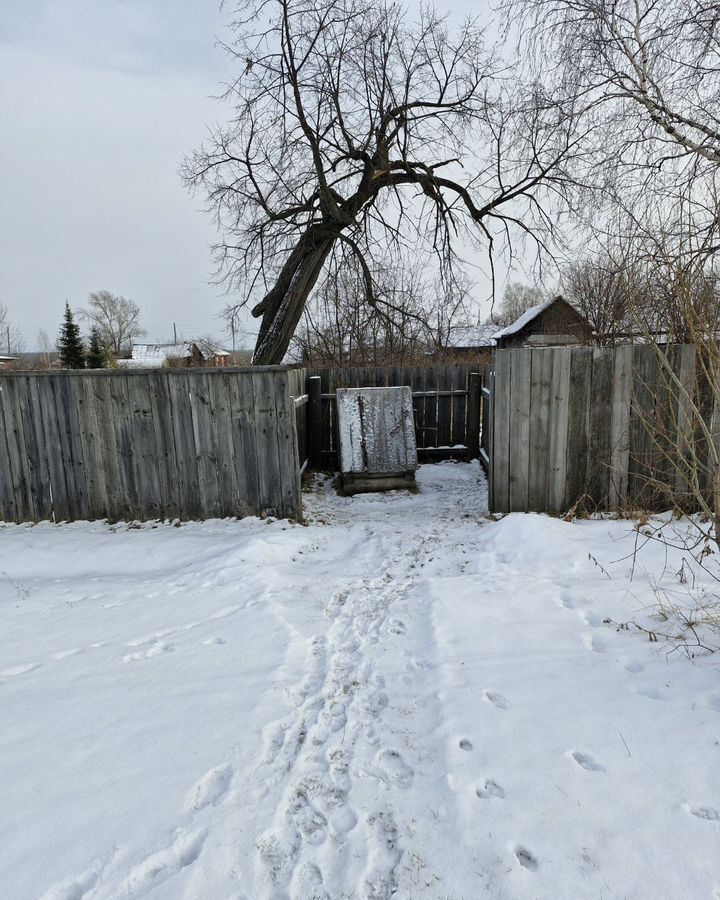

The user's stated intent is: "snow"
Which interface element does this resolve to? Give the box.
[2,463,720,899]
[492,299,555,340]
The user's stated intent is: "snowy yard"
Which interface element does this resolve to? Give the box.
[2,463,719,900]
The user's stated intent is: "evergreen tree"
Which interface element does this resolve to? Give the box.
[86,327,106,369]
[58,302,85,369]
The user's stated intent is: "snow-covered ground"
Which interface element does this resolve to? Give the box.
[2,463,719,900]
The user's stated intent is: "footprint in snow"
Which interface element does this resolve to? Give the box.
[118,828,207,896]
[458,739,473,752]
[287,791,328,845]
[513,845,538,871]
[293,862,329,900]
[387,619,407,636]
[476,779,505,800]
[583,634,608,653]
[483,690,509,709]
[687,805,720,822]
[202,636,226,646]
[569,750,605,772]
[635,685,663,701]
[185,763,233,811]
[624,658,645,674]
[375,748,414,789]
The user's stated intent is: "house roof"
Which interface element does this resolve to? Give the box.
[446,325,497,349]
[492,298,556,340]
[118,341,230,369]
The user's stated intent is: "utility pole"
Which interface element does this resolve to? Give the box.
[173,322,177,344]
[6,326,9,355]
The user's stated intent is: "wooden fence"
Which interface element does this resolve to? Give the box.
[0,368,303,523]
[303,365,482,469]
[489,343,716,514]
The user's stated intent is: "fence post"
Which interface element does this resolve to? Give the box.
[309,375,322,469]
[467,371,481,460]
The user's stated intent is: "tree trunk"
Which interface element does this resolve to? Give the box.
[252,236,335,364]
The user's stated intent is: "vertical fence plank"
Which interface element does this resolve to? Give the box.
[167,373,200,519]
[435,365,452,448]
[209,373,237,516]
[547,348,571,514]
[309,376,322,468]
[148,372,181,520]
[252,370,284,516]
[609,345,633,510]
[586,348,613,508]
[466,371,481,460]
[0,380,23,522]
[127,374,164,520]
[508,349,532,511]
[628,345,658,507]
[492,350,512,512]
[675,344,697,503]
[226,371,259,518]
[18,376,53,520]
[190,372,221,519]
[74,375,109,521]
[450,365,465,448]
[274,370,303,518]
[422,367,438,448]
[528,349,553,511]
[565,347,592,507]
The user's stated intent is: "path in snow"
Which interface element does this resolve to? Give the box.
[2,462,720,900]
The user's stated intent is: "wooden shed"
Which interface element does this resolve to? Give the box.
[336,386,418,494]
[493,296,591,349]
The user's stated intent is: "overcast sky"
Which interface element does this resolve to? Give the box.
[0,1,500,352]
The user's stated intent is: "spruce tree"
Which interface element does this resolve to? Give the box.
[86,327,106,369]
[58,302,85,369]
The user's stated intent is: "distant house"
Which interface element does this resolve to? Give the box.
[0,355,18,371]
[119,341,231,369]
[443,325,497,357]
[492,296,591,350]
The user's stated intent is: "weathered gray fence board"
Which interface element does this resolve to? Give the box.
[609,345,633,510]
[19,377,53,520]
[565,348,592,506]
[528,349,553,510]
[508,349,532,511]
[127,374,164,520]
[675,344,697,500]
[586,348,613,505]
[274,369,302,515]
[0,369,303,523]
[492,350,512,512]
[225,372,258,518]
[546,348,571,514]
[491,343,719,514]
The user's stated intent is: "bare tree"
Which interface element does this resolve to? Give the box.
[291,251,473,366]
[218,303,248,354]
[486,281,545,327]
[183,0,583,364]
[0,303,24,355]
[81,290,145,355]
[561,255,637,344]
[507,0,720,198]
